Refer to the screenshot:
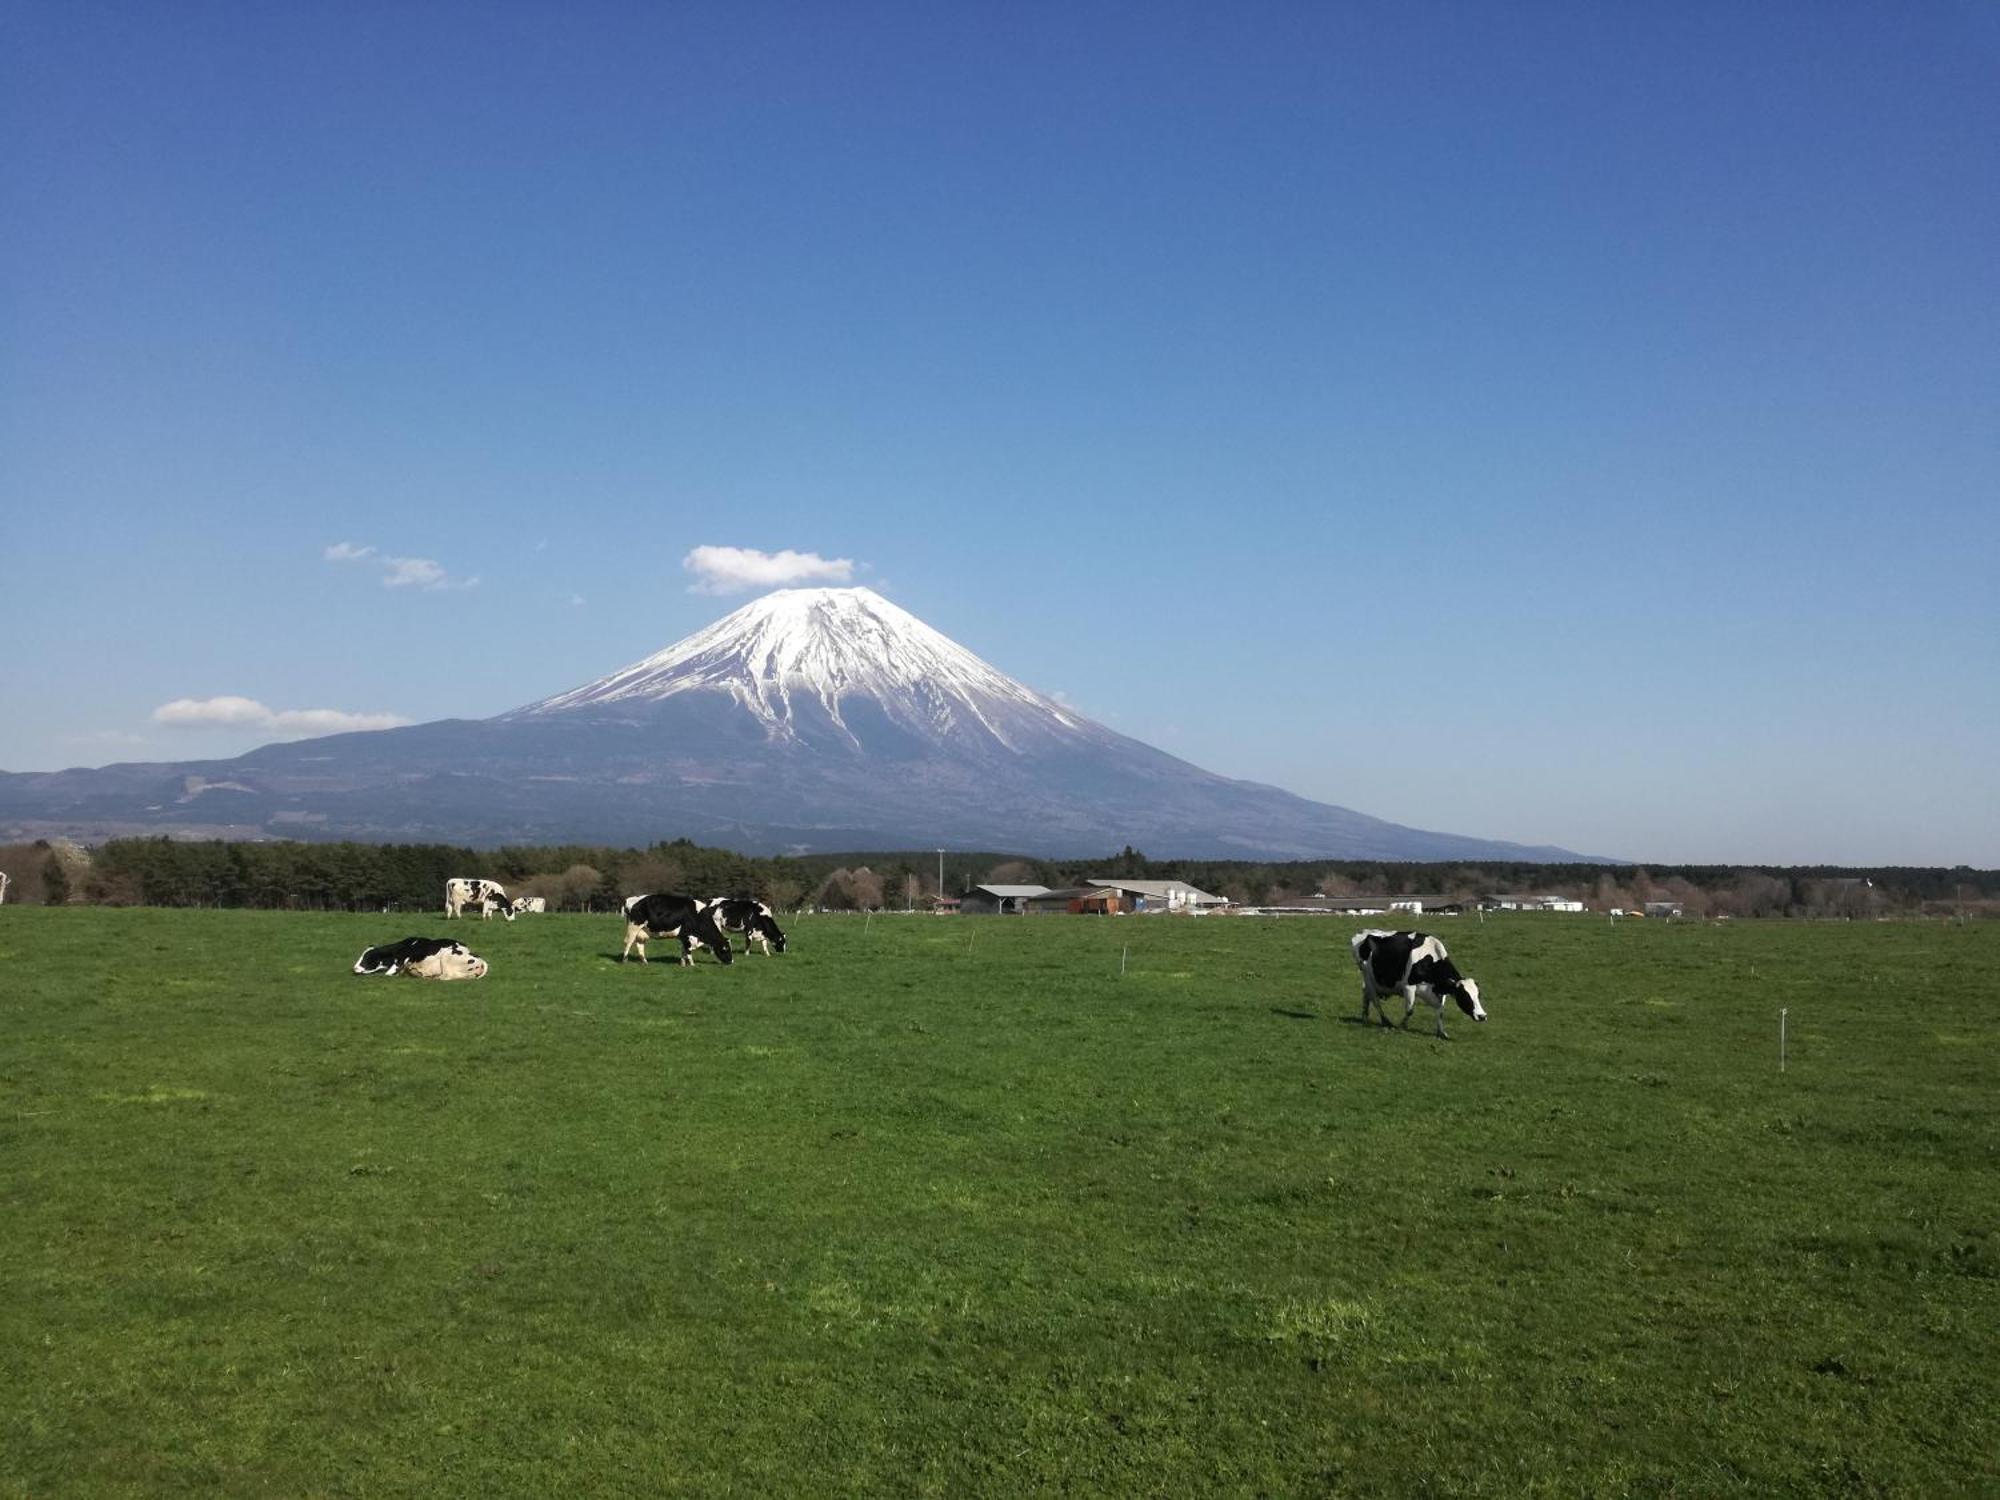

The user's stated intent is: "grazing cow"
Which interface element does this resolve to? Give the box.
[510,896,548,914]
[621,892,735,966]
[353,936,489,980]
[1351,929,1486,1039]
[705,897,788,956]
[445,877,515,921]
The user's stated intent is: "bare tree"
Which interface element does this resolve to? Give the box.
[620,855,687,900]
[815,868,860,911]
[1660,876,1711,920]
[1722,872,1790,919]
[552,864,604,911]
[846,866,886,911]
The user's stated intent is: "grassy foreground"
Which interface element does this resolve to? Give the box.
[2,907,1996,1497]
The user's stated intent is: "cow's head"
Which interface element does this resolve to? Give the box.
[448,951,491,980]
[1448,976,1486,1022]
[755,915,788,953]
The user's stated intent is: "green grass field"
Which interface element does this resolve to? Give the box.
[3,908,1996,1497]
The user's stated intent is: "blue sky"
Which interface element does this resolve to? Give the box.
[4,1,1996,865]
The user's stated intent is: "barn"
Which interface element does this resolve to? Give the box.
[1083,878,1228,914]
[1023,886,1126,915]
[959,884,1052,916]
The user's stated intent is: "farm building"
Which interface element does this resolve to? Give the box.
[1644,900,1684,919]
[1023,886,1126,915]
[1484,895,1587,913]
[1084,878,1228,914]
[1312,895,1427,914]
[1231,895,1425,917]
[959,884,1052,915]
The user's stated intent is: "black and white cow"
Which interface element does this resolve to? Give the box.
[353,935,489,980]
[705,897,788,956]
[510,896,548,914]
[445,877,515,921]
[1351,929,1487,1039]
[621,893,735,966]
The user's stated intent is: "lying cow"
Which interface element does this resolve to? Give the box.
[705,897,788,956]
[621,892,735,966]
[510,896,547,914]
[445,877,515,921]
[1351,929,1486,1039]
[353,936,489,980]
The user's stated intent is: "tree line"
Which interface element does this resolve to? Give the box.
[2,836,1994,917]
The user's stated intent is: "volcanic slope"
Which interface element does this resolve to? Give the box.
[0,588,1589,858]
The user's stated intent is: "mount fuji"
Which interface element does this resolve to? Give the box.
[0,588,1590,860]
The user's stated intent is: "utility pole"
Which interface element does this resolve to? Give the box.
[937,848,945,908]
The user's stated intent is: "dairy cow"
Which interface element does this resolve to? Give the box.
[353,936,489,980]
[510,896,548,914]
[705,897,787,956]
[445,877,515,920]
[1350,929,1486,1039]
[621,893,735,966]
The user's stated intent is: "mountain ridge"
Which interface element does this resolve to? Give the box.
[0,588,1603,860]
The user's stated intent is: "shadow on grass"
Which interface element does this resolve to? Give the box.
[600,952,736,969]
[1270,1008,1320,1021]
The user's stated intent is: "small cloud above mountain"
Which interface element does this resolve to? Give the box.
[153,697,411,737]
[683,545,855,596]
[325,542,476,591]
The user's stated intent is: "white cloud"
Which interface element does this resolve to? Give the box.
[153,697,411,738]
[682,545,855,596]
[154,696,274,728]
[269,707,412,735]
[325,542,476,591]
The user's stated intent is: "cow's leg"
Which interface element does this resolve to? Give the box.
[622,924,647,963]
[1368,980,1394,1027]
[1358,977,1377,1023]
[1399,986,1419,1029]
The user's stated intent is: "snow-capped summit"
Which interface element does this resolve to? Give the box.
[512,586,1088,753]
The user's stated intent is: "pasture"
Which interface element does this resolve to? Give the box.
[2,908,1995,1497]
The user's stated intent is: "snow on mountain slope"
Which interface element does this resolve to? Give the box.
[510,587,1091,752]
